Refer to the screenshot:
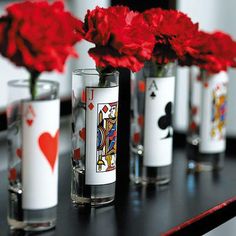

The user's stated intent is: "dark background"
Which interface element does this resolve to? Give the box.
[111,0,176,11]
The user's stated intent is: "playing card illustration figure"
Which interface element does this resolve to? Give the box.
[158,102,173,139]
[97,102,118,172]
[211,84,227,140]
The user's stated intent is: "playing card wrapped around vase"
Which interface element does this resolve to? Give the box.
[130,61,176,184]
[129,8,198,184]
[0,1,83,230]
[7,80,60,230]
[179,31,236,172]
[73,5,155,204]
[71,69,119,206]
[187,70,228,171]
[199,71,227,170]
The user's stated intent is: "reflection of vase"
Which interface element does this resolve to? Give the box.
[71,69,119,206]
[7,80,59,231]
[130,61,176,185]
[187,71,228,172]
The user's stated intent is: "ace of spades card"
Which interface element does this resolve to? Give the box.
[143,77,175,167]
[22,99,59,210]
[85,86,119,185]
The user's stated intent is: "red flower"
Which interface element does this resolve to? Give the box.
[210,32,236,69]
[82,6,155,72]
[179,31,236,73]
[0,1,83,73]
[143,8,198,65]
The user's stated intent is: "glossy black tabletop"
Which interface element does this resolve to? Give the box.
[1,137,236,236]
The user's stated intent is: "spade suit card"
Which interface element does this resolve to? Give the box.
[22,99,60,210]
[144,76,175,167]
[85,86,119,185]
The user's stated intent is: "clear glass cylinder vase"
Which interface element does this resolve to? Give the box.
[186,67,202,170]
[130,61,176,185]
[7,79,59,231]
[187,71,227,172]
[71,69,119,206]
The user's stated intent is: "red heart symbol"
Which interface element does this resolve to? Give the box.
[16,148,22,159]
[79,128,86,141]
[26,119,33,126]
[38,130,59,172]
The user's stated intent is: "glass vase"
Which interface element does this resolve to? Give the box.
[187,71,227,172]
[71,69,119,206]
[7,80,60,231]
[186,67,202,170]
[130,61,176,185]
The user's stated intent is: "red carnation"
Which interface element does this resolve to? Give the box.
[143,8,198,65]
[82,6,155,72]
[179,31,236,73]
[0,1,83,73]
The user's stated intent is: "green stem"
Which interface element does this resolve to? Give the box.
[153,61,175,77]
[155,65,166,77]
[29,71,40,100]
[97,66,115,87]
[98,72,107,87]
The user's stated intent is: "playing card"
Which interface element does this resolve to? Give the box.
[199,72,228,153]
[22,99,60,209]
[144,77,175,167]
[85,86,118,185]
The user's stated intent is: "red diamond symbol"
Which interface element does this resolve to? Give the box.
[74,148,80,161]
[102,105,108,113]
[88,103,94,110]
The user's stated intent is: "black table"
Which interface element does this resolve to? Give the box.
[1,141,236,236]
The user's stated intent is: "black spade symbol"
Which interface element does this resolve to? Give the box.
[150,91,156,99]
[158,102,173,139]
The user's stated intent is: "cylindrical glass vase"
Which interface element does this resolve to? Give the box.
[71,69,119,206]
[186,67,202,170]
[130,61,176,185]
[187,71,228,172]
[7,80,60,231]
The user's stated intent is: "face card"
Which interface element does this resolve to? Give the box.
[199,72,228,153]
[85,86,118,185]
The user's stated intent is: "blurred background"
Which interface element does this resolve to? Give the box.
[0,0,236,137]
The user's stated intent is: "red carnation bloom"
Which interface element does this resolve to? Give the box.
[179,31,236,73]
[82,6,155,72]
[0,1,83,73]
[210,31,236,69]
[143,8,198,65]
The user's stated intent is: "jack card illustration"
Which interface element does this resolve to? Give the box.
[97,102,118,172]
[85,86,118,185]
